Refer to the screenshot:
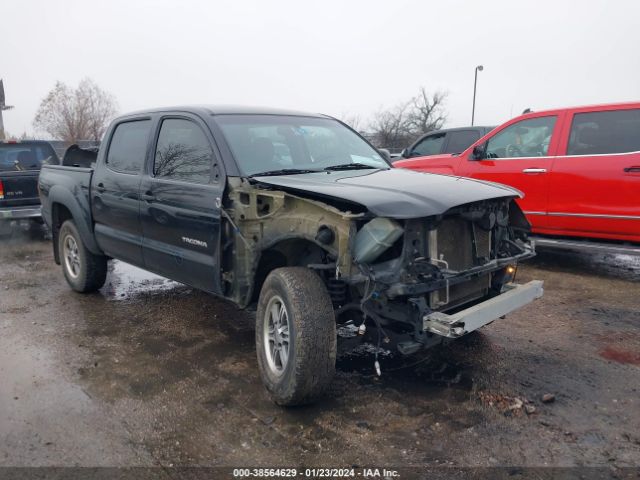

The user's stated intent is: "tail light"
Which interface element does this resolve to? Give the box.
[0,179,4,199]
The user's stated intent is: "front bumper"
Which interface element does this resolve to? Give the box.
[0,206,42,220]
[423,280,544,338]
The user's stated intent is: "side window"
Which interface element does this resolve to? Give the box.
[154,118,215,184]
[567,109,640,156]
[106,120,151,174]
[411,133,445,157]
[485,116,557,159]
[443,130,482,154]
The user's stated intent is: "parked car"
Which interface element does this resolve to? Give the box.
[395,103,640,245]
[0,140,59,234]
[39,105,542,406]
[395,126,495,161]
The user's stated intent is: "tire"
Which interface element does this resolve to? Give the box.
[58,220,107,293]
[256,267,336,406]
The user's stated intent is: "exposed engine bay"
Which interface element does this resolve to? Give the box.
[220,176,537,355]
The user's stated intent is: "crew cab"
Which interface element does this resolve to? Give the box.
[39,106,542,406]
[395,102,640,245]
[0,140,59,234]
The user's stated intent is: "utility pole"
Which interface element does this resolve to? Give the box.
[471,65,483,126]
[0,79,15,140]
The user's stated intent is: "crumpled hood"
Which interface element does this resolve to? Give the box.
[252,168,520,218]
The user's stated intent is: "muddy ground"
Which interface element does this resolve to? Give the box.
[1,226,639,476]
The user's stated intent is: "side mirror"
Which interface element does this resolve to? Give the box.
[378,148,391,162]
[471,144,486,160]
[401,148,409,158]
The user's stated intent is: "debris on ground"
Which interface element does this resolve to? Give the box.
[541,393,556,403]
[477,392,538,417]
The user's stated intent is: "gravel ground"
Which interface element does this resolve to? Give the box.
[0,227,639,477]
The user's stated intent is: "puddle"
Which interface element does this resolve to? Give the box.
[532,249,640,281]
[101,261,180,300]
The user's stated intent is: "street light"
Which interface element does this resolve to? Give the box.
[471,65,483,126]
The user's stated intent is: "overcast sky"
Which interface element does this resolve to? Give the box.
[3,0,640,137]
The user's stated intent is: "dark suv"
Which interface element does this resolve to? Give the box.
[397,126,495,160]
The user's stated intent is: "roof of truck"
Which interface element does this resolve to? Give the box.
[122,105,330,118]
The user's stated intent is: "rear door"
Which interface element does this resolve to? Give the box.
[546,106,640,242]
[458,114,563,230]
[91,118,152,267]
[139,115,223,293]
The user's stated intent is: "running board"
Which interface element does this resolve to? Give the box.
[532,237,640,256]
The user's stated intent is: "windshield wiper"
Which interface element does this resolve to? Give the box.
[249,168,321,177]
[323,162,383,171]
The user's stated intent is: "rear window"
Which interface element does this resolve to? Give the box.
[0,143,59,172]
[567,109,640,156]
[106,120,151,174]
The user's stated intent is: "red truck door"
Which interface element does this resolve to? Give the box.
[546,107,640,243]
[458,114,563,230]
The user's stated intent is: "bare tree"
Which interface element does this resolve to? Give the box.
[368,101,413,150]
[368,87,448,150]
[406,88,447,136]
[33,78,117,143]
[78,79,118,142]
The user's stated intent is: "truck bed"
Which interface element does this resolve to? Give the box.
[38,165,93,227]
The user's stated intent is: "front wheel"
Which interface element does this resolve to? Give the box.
[58,220,108,293]
[256,267,336,406]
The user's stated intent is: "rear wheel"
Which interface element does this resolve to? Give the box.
[58,220,107,293]
[256,267,336,406]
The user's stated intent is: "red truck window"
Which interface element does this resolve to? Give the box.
[485,116,557,159]
[567,109,640,156]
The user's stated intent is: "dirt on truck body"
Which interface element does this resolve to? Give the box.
[38,106,542,406]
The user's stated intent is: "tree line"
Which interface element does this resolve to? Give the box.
[32,78,118,144]
[27,80,446,152]
[343,88,448,150]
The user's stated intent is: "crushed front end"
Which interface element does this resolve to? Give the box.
[222,179,543,356]
[320,197,542,355]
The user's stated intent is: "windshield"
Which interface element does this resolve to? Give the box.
[213,115,389,176]
[0,143,59,172]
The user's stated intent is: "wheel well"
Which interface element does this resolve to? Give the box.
[251,238,328,303]
[51,203,73,264]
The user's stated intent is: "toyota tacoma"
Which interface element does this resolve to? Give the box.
[39,106,543,405]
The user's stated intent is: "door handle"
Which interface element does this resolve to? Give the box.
[140,191,155,202]
[522,168,547,174]
[96,183,106,193]
[623,166,640,173]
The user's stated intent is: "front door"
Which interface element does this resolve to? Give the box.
[140,116,223,293]
[92,119,152,266]
[458,115,562,230]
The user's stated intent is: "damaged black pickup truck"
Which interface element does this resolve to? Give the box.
[39,106,543,405]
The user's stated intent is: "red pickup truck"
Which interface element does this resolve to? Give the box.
[395,102,640,245]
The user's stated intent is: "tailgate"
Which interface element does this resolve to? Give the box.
[0,171,40,208]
